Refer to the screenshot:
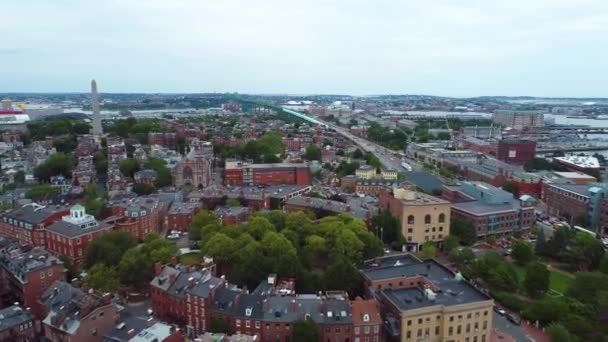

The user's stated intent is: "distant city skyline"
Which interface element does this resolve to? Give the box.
[1,0,607,97]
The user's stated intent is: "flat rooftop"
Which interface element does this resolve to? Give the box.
[554,156,600,169]
[451,200,521,215]
[360,254,491,310]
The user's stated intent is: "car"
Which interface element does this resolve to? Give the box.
[384,248,391,254]
[493,306,506,316]
[167,234,180,239]
[507,313,521,325]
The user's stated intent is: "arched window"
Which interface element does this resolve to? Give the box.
[425,214,431,224]
[438,213,446,223]
[408,215,415,224]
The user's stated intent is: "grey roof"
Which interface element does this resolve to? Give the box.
[404,171,444,193]
[0,245,62,284]
[47,220,113,238]
[190,184,311,201]
[547,183,590,197]
[451,200,521,215]
[215,206,250,218]
[103,303,164,342]
[360,254,491,310]
[39,280,86,313]
[3,203,69,227]
[150,265,223,299]
[0,305,32,332]
[286,196,372,220]
[168,202,200,214]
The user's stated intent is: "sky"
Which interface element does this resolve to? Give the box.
[1,0,607,97]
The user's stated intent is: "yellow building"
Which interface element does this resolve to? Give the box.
[360,254,494,342]
[356,165,376,180]
[381,168,399,180]
[381,188,451,252]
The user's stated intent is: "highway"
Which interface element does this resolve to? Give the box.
[281,107,407,171]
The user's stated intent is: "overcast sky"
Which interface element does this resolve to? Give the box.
[1,0,607,97]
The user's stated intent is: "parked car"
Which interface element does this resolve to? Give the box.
[494,306,506,316]
[167,233,180,239]
[507,313,521,325]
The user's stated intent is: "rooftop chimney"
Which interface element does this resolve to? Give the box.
[127,329,136,338]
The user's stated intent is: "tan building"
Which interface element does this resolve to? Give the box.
[356,165,376,180]
[380,188,451,252]
[381,168,399,180]
[360,254,494,342]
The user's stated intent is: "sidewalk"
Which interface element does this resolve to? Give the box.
[522,321,550,342]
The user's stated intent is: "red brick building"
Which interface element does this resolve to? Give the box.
[110,196,168,240]
[165,202,202,232]
[0,305,35,342]
[46,205,115,269]
[151,264,381,342]
[0,240,66,319]
[39,280,119,342]
[214,206,251,226]
[496,139,536,165]
[149,132,177,147]
[0,203,70,247]
[224,161,310,186]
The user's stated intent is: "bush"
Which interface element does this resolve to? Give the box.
[492,291,527,312]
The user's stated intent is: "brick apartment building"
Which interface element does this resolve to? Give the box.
[0,203,70,248]
[45,205,114,268]
[214,206,251,226]
[39,280,119,342]
[443,182,535,238]
[109,195,168,240]
[379,188,451,252]
[149,132,177,147]
[165,202,202,232]
[151,263,382,342]
[542,181,608,234]
[224,161,310,186]
[0,239,66,319]
[0,305,35,342]
[360,254,494,342]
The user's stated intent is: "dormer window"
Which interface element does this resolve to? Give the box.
[245,307,253,317]
[363,314,370,322]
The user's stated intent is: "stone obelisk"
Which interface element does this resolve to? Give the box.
[91,79,103,136]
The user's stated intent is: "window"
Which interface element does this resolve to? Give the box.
[406,331,411,338]
[40,272,45,279]
[246,320,250,328]
[236,319,241,327]
[407,320,412,326]
[425,215,431,224]
[408,215,415,224]
[47,270,53,276]
[448,327,453,336]
[418,318,423,324]
[439,213,446,223]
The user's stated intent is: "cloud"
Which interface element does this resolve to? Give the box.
[0,0,606,97]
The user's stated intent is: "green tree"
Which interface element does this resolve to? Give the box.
[511,240,536,265]
[118,234,178,289]
[502,182,519,197]
[324,256,363,295]
[83,231,137,269]
[188,210,220,241]
[444,235,460,252]
[93,150,108,176]
[25,184,57,201]
[132,183,156,195]
[208,317,234,334]
[225,198,241,207]
[144,158,172,187]
[202,233,237,264]
[292,319,320,342]
[547,323,578,342]
[569,233,605,270]
[371,211,402,244]
[417,241,437,260]
[448,248,475,265]
[600,255,608,274]
[303,145,322,161]
[352,149,364,159]
[118,158,140,178]
[524,261,550,298]
[567,272,608,305]
[13,170,25,184]
[450,218,477,245]
[34,153,72,182]
[84,264,120,292]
